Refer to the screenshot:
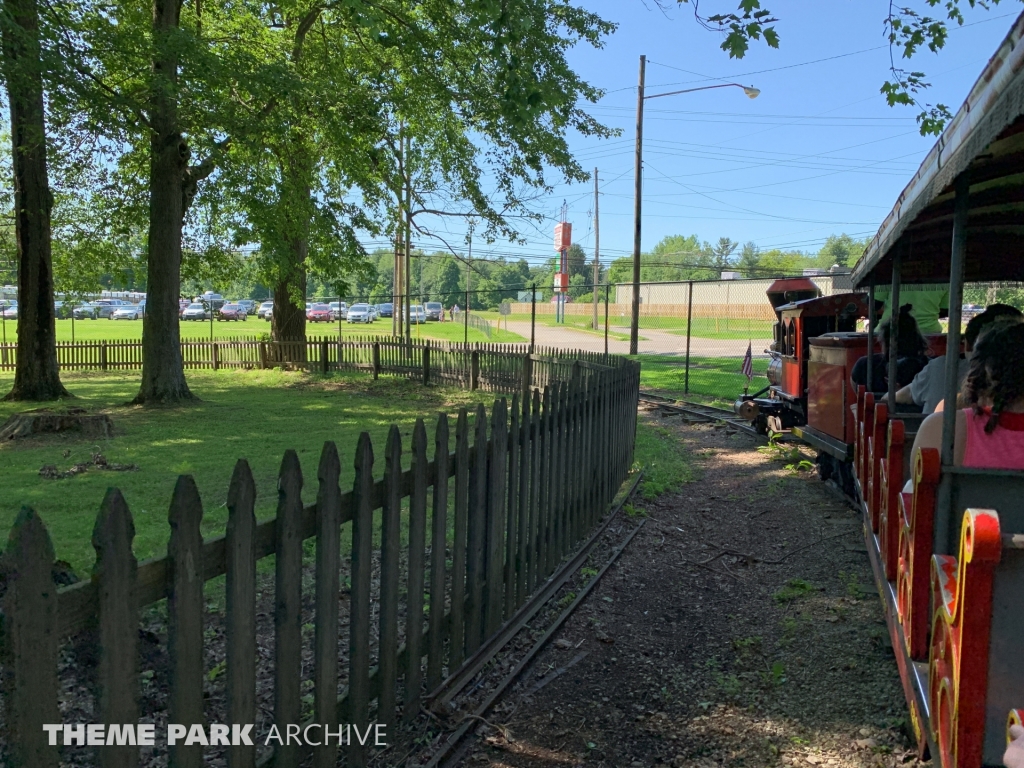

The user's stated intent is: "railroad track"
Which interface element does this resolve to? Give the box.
[638,391,795,441]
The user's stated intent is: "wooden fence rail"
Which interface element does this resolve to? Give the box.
[0,337,619,394]
[1,353,640,768]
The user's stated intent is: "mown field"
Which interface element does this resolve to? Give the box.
[0,369,494,572]
[0,317,527,344]
[471,311,771,341]
[0,365,675,577]
[637,353,769,399]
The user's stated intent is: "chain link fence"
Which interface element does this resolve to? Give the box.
[4,276,874,404]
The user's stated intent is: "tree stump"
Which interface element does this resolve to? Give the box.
[0,408,113,440]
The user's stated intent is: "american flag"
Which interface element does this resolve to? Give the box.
[741,341,753,382]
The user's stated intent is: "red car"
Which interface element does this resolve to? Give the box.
[217,303,247,321]
[307,303,332,322]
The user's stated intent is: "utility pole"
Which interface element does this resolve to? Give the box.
[394,126,405,340]
[466,219,474,316]
[404,132,413,347]
[630,55,646,356]
[592,167,600,331]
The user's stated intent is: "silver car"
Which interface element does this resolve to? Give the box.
[111,304,143,320]
[258,300,274,320]
[346,303,373,323]
[404,304,426,324]
[181,302,208,321]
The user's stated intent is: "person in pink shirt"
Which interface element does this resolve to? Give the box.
[911,320,1024,469]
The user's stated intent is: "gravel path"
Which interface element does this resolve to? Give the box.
[456,407,926,768]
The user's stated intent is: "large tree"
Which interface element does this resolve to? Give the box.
[1,0,68,400]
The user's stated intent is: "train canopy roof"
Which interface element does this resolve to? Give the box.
[852,11,1024,288]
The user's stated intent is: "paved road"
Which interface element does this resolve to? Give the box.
[505,320,770,358]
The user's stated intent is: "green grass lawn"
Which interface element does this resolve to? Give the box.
[636,354,769,400]
[0,369,494,574]
[0,317,525,345]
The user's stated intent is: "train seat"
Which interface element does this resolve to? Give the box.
[928,508,1024,768]
[898,452,1024,661]
[878,419,906,580]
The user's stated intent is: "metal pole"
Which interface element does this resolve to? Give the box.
[464,288,469,345]
[684,280,693,394]
[866,278,875,394]
[394,228,402,338]
[934,174,971,556]
[887,248,902,403]
[604,283,609,355]
[530,283,536,350]
[629,55,646,356]
[593,168,600,331]
[404,134,412,349]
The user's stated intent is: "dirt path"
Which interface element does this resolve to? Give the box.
[456,409,926,768]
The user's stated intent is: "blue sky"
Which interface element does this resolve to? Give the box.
[401,1,1019,270]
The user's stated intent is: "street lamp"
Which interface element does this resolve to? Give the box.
[629,54,760,355]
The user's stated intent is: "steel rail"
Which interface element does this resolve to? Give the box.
[427,469,645,711]
[424,518,648,768]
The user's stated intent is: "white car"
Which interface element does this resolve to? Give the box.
[258,300,274,320]
[347,303,373,323]
[111,304,142,320]
[181,303,208,321]
[329,301,347,320]
[0,300,17,319]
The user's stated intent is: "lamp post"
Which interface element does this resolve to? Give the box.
[629,54,759,355]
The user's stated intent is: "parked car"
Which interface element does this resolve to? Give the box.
[265,305,273,321]
[424,301,443,321]
[181,302,208,321]
[307,303,332,322]
[377,302,394,318]
[72,298,129,319]
[329,301,347,320]
[367,305,378,321]
[404,304,426,324]
[258,300,274,320]
[111,304,143,320]
[197,292,225,312]
[346,303,373,323]
[218,303,247,321]
[961,303,984,322]
[237,299,256,315]
[1,299,18,319]
[54,300,76,318]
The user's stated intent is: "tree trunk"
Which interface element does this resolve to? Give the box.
[133,0,195,404]
[270,155,311,363]
[1,0,69,401]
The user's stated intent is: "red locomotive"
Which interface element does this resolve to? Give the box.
[734,278,870,491]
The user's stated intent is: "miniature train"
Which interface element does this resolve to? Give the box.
[729,13,1024,768]
[733,277,872,494]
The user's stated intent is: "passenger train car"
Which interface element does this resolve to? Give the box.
[734,13,1024,768]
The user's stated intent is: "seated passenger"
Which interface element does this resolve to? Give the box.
[851,305,928,394]
[893,303,1024,414]
[910,322,1024,471]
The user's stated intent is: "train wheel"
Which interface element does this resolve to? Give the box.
[837,460,856,498]
[816,452,834,482]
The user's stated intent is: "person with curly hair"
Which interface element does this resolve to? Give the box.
[892,303,1024,414]
[910,321,1024,470]
[851,304,929,394]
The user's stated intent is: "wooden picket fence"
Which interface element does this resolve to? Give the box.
[1,353,640,768]
[0,336,618,393]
